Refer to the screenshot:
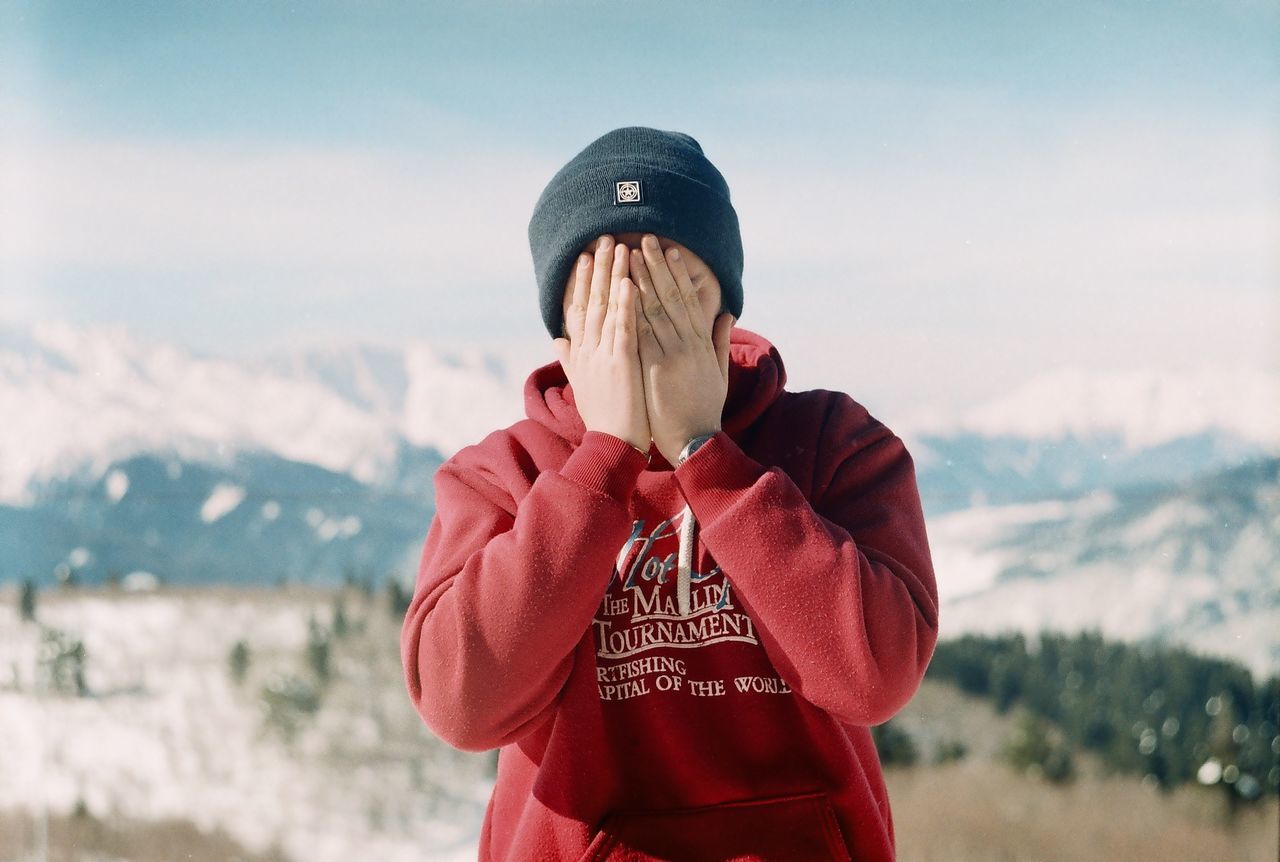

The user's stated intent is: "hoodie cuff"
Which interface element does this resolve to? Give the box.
[672,431,769,527]
[559,431,649,503]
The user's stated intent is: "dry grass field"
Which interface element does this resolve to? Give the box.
[6,766,1274,862]
[0,807,291,862]
[885,757,1277,862]
[885,678,1278,862]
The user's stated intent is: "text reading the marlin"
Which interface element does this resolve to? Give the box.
[593,611,759,660]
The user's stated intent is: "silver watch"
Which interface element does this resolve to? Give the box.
[676,433,717,467]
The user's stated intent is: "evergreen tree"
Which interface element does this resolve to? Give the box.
[20,578,37,622]
[925,630,1277,800]
[871,719,919,767]
[39,627,89,697]
[307,615,331,684]
[332,593,350,639]
[229,639,251,686]
[932,738,968,765]
[1206,691,1244,821]
[1003,711,1075,784]
[387,577,412,618]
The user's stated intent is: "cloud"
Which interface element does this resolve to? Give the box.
[714,86,1279,299]
[5,86,1272,309]
[0,132,553,288]
[0,85,1274,411]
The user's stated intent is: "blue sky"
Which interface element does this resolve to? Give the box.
[2,0,1277,416]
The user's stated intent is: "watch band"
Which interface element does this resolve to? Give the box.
[676,432,717,467]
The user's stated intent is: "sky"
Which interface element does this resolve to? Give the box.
[1,0,1277,419]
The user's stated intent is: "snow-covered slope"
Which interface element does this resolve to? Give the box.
[930,457,1280,680]
[4,318,1277,512]
[0,319,524,507]
[4,318,1277,679]
[897,362,1280,457]
[0,585,493,862]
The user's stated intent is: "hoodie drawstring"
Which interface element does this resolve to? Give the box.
[676,503,696,616]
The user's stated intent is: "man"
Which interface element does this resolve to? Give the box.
[401,126,939,861]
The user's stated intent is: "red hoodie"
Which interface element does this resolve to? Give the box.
[401,325,939,861]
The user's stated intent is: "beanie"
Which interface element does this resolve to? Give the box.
[527,126,744,341]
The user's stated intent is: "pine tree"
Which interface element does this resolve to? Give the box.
[229,639,251,686]
[1206,691,1243,822]
[387,577,412,618]
[1003,711,1075,784]
[332,593,349,639]
[307,615,331,684]
[871,719,919,766]
[20,578,37,622]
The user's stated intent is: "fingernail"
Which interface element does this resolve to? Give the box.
[669,248,680,261]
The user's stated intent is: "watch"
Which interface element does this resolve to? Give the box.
[675,432,717,467]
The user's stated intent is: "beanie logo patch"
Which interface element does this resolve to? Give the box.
[614,180,642,205]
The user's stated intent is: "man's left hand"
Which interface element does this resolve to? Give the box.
[627,234,735,467]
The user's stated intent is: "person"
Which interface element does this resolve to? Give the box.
[401,126,939,861]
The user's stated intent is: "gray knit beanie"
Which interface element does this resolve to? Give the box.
[528,126,744,341]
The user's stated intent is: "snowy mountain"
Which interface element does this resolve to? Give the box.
[3,318,1277,677]
[0,319,525,508]
[899,362,1279,458]
[932,456,1280,680]
[5,318,1275,513]
[5,445,443,589]
[0,584,494,862]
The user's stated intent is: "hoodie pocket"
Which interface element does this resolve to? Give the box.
[578,789,852,862]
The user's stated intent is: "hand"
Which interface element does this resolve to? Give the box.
[629,234,735,467]
[552,235,651,454]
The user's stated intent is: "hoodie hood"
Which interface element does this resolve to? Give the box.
[523,325,788,465]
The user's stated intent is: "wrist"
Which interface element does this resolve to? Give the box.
[675,431,718,467]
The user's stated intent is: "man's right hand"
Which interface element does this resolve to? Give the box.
[552,234,651,455]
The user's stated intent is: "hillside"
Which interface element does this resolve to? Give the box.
[2,584,1274,861]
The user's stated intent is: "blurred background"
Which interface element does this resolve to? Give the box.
[1,1,1277,860]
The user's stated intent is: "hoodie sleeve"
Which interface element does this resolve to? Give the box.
[671,393,939,727]
[400,430,649,752]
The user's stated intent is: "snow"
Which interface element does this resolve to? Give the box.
[928,492,1119,603]
[3,317,1276,510]
[896,362,1280,453]
[0,588,492,861]
[0,319,524,507]
[200,482,247,523]
[105,468,129,502]
[929,492,1280,681]
[122,572,159,592]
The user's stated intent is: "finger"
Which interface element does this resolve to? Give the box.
[641,235,696,341]
[613,276,638,356]
[663,245,705,341]
[633,269,662,369]
[583,235,614,351]
[563,252,592,348]
[601,243,629,356]
[630,247,676,353]
[552,336,570,375]
[712,313,734,383]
